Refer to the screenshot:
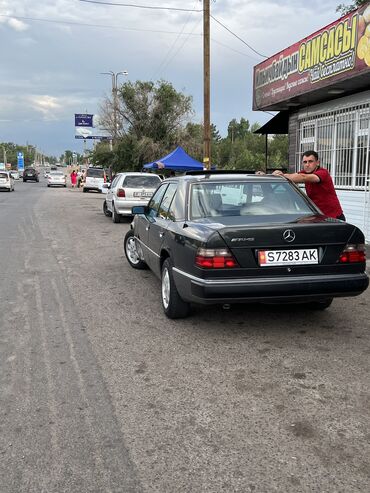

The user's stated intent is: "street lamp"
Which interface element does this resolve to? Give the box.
[101,70,128,147]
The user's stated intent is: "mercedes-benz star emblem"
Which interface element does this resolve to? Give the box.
[283,229,295,243]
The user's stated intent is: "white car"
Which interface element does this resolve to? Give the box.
[83,167,107,193]
[10,170,20,180]
[47,171,67,187]
[103,172,162,222]
[0,170,15,191]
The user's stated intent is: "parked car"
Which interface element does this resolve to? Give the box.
[23,167,39,182]
[47,171,67,187]
[0,170,15,191]
[124,172,369,319]
[10,170,20,180]
[103,172,162,223]
[82,167,107,193]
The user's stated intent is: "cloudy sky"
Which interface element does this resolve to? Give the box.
[0,0,343,157]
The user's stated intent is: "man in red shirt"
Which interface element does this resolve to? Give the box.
[272,150,345,220]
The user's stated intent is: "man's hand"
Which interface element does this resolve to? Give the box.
[255,170,265,175]
[272,170,284,176]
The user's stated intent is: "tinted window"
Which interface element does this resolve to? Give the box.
[0,172,8,179]
[123,175,161,188]
[86,168,105,178]
[147,184,168,219]
[158,183,177,219]
[190,181,314,219]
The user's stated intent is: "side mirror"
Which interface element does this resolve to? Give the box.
[132,205,147,215]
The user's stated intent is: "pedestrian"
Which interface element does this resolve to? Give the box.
[272,150,345,220]
[70,170,77,188]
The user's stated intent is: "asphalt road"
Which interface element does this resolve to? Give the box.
[1,179,370,493]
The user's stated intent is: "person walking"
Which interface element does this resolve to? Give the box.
[272,150,345,220]
[70,170,77,189]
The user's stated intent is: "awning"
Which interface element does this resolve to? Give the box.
[254,111,289,135]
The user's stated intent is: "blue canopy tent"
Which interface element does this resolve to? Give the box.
[143,146,204,172]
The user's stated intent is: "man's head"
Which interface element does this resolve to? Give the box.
[301,150,320,173]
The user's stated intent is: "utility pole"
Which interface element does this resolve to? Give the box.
[101,71,128,150]
[203,0,211,170]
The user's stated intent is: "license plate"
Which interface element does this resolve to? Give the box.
[133,191,152,198]
[258,249,318,266]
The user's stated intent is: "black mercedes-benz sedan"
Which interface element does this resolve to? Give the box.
[124,172,368,319]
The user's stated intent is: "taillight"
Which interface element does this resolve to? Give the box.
[117,188,125,198]
[339,244,366,263]
[195,247,238,268]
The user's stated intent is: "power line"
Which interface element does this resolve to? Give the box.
[0,13,202,36]
[152,7,202,79]
[210,15,267,59]
[79,0,202,12]
[79,0,267,59]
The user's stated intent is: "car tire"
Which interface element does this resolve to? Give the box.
[112,204,121,223]
[161,258,190,319]
[309,298,333,310]
[103,200,112,217]
[83,188,87,193]
[124,230,147,269]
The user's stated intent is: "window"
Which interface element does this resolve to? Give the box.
[123,175,161,188]
[297,103,370,189]
[190,181,313,219]
[147,184,168,219]
[86,168,105,178]
[158,183,177,219]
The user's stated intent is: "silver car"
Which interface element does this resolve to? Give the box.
[0,170,15,191]
[47,171,67,187]
[103,172,162,222]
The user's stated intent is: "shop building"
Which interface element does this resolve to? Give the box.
[253,3,370,241]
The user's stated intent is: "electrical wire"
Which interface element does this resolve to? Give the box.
[0,13,202,36]
[152,11,202,79]
[211,15,267,59]
[150,2,199,80]
[79,0,202,12]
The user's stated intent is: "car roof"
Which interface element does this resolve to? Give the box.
[117,172,161,176]
[163,172,286,183]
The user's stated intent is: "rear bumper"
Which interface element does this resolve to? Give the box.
[172,269,369,305]
[0,183,12,189]
[116,199,150,216]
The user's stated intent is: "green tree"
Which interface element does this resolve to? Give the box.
[336,0,367,14]
[97,80,194,171]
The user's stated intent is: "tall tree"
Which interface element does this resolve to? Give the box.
[336,0,367,14]
[98,80,194,170]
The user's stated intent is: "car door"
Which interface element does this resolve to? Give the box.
[106,175,120,211]
[134,183,169,268]
[146,183,178,276]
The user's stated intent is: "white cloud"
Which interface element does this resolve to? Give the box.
[7,17,28,31]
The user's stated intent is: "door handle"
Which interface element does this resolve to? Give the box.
[146,226,150,231]
[159,231,164,238]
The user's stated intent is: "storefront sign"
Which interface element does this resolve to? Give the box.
[253,3,370,110]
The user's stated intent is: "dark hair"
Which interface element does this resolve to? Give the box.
[302,150,319,161]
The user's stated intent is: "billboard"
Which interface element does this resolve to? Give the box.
[253,3,370,110]
[74,114,110,140]
[75,114,93,127]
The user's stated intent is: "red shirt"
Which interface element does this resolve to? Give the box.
[299,167,343,218]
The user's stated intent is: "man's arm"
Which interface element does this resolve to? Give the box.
[272,170,320,184]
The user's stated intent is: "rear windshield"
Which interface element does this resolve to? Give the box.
[0,172,8,178]
[25,168,36,173]
[122,175,161,188]
[190,181,314,220]
[50,172,64,176]
[86,168,105,178]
